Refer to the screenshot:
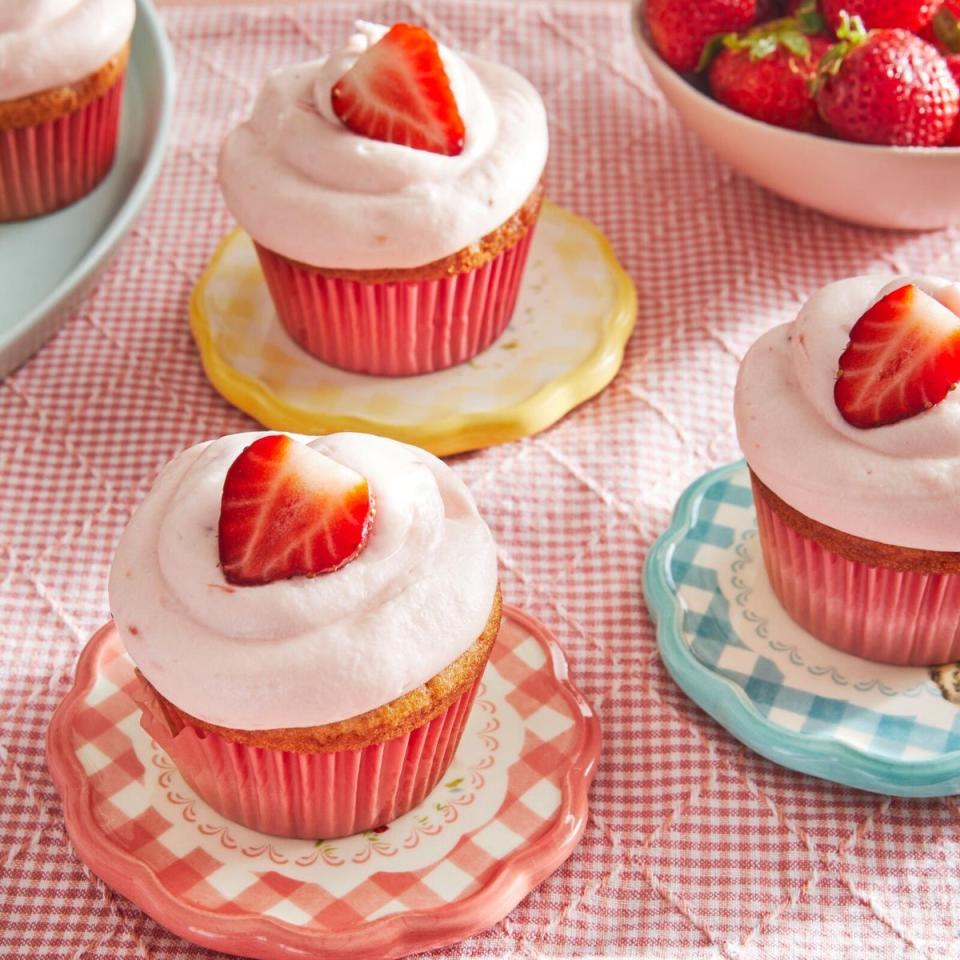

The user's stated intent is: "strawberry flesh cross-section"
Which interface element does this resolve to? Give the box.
[218,434,375,586]
[835,283,960,429]
[330,23,466,156]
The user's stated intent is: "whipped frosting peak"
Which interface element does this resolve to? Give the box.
[218,22,548,269]
[0,0,71,32]
[0,0,135,100]
[736,275,960,550]
[109,433,499,730]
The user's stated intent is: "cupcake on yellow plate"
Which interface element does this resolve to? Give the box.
[0,0,135,221]
[108,431,500,839]
[218,21,548,376]
[735,275,960,665]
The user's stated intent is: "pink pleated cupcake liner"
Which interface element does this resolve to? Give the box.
[134,677,482,840]
[255,223,537,377]
[0,74,125,222]
[753,484,960,666]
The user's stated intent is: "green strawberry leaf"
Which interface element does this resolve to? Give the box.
[809,12,868,96]
[700,15,822,71]
[697,32,733,72]
[781,32,812,58]
[797,10,827,35]
[749,35,779,59]
[819,43,847,76]
[810,38,847,96]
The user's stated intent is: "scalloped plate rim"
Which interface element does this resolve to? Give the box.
[46,605,601,960]
[643,459,960,797]
[188,201,637,457]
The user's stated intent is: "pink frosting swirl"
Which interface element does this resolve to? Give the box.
[108,433,499,730]
[735,275,960,550]
[0,0,134,100]
[218,21,548,270]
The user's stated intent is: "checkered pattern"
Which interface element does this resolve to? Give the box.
[192,206,631,446]
[47,611,586,950]
[5,1,960,957]
[666,463,960,765]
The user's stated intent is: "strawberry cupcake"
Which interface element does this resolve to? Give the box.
[0,0,135,221]
[218,21,548,376]
[108,432,501,838]
[736,276,960,665]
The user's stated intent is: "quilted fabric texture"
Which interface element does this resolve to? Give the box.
[2,2,960,958]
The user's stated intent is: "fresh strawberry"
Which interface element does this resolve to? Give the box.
[933,0,960,135]
[707,23,831,131]
[946,54,960,141]
[835,284,960,428]
[330,23,465,156]
[939,0,960,142]
[218,435,374,586]
[821,0,937,30]
[815,16,960,144]
[645,0,756,72]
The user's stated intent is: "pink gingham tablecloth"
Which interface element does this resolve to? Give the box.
[3,2,960,957]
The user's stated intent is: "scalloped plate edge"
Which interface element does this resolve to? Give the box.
[642,460,960,797]
[46,605,601,960]
[189,201,637,457]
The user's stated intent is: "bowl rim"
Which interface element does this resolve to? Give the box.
[630,0,960,156]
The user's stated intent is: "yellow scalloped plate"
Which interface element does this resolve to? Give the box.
[189,201,636,457]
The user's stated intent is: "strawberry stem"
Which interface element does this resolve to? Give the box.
[810,12,867,97]
[835,11,867,46]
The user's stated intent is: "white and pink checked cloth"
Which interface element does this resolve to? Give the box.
[3,2,960,957]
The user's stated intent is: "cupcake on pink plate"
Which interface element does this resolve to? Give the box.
[108,431,501,839]
[218,21,548,377]
[735,275,960,666]
[0,0,135,221]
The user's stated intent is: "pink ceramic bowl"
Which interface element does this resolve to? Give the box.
[631,0,960,230]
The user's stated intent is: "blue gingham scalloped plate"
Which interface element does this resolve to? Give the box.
[643,460,960,797]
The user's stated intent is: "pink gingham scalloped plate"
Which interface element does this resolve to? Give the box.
[46,605,600,960]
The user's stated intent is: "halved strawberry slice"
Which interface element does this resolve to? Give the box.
[218,435,374,586]
[835,283,960,429]
[330,23,465,156]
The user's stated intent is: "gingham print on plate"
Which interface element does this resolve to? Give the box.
[646,461,960,797]
[46,606,600,960]
[189,202,636,456]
